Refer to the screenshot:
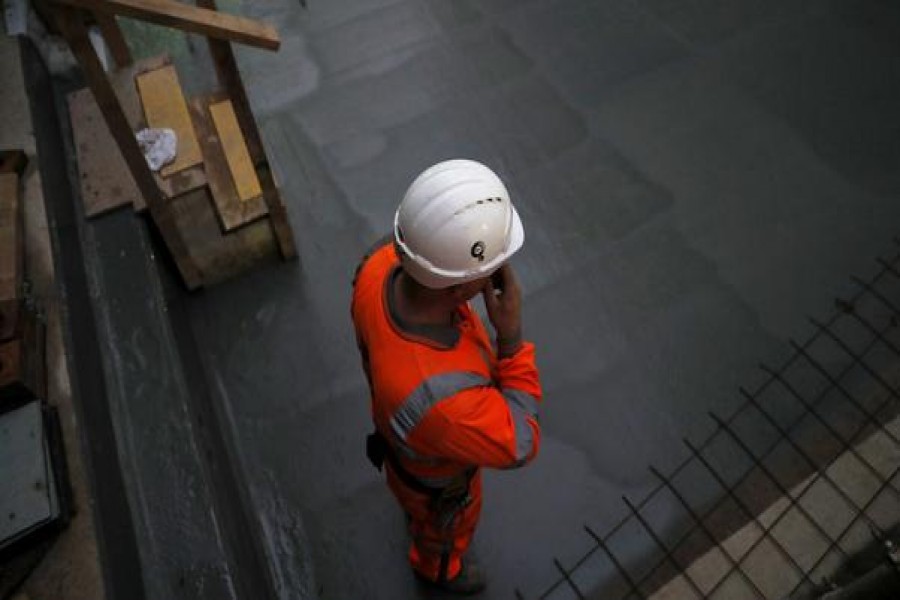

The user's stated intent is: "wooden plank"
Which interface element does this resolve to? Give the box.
[208,100,262,202]
[107,55,206,199]
[135,65,203,178]
[95,13,132,68]
[197,0,296,259]
[20,305,46,401]
[55,0,280,51]
[56,8,202,288]
[110,54,168,125]
[68,87,145,215]
[69,65,206,216]
[169,186,277,287]
[0,174,22,342]
[188,94,266,232]
[0,175,22,302]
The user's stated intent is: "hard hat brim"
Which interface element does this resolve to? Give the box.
[507,204,525,258]
[395,204,525,289]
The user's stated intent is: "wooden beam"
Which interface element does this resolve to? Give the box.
[95,13,132,68]
[208,99,262,202]
[197,0,296,260]
[53,0,280,50]
[189,93,267,232]
[55,7,203,288]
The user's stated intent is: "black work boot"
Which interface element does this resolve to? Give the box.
[415,559,486,595]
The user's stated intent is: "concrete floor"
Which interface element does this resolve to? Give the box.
[156,0,900,598]
[14,0,900,598]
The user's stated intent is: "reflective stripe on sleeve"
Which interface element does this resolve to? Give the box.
[503,388,539,419]
[390,371,490,441]
[503,389,540,466]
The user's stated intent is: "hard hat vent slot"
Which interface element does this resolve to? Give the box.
[453,197,504,216]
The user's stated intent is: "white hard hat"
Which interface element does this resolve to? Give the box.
[394,159,525,289]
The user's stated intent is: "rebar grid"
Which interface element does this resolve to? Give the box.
[521,242,900,600]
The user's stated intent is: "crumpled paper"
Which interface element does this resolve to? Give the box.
[135,127,177,172]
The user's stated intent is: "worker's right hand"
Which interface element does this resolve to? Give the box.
[483,265,523,358]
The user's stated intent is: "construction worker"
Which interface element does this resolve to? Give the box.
[351,159,543,593]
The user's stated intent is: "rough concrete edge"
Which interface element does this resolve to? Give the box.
[19,33,148,600]
[1,33,106,600]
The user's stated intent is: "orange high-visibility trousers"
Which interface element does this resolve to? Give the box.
[386,465,483,581]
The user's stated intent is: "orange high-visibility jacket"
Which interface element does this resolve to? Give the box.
[352,241,543,487]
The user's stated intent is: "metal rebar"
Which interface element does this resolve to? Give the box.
[845,308,900,359]
[622,495,706,599]
[759,364,900,499]
[878,257,900,282]
[739,387,887,519]
[850,275,900,319]
[810,315,900,418]
[683,437,812,585]
[575,287,887,564]
[582,525,646,600]
[531,251,900,599]
[553,558,586,599]
[790,340,900,447]
[626,328,888,598]
[649,466,767,599]
[788,466,900,596]
[710,413,849,563]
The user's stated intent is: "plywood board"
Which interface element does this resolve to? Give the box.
[135,65,202,177]
[68,87,146,215]
[69,56,207,217]
[0,174,22,303]
[208,100,262,202]
[188,94,267,232]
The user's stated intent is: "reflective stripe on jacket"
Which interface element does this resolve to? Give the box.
[351,242,543,486]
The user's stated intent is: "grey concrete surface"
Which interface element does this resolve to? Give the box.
[153,0,900,597]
